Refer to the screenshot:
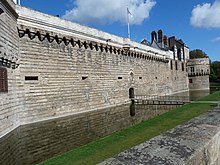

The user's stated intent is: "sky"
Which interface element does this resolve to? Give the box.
[19,0,219,61]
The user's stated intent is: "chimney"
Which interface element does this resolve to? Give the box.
[168,36,176,47]
[151,31,157,43]
[163,35,168,46]
[158,29,163,43]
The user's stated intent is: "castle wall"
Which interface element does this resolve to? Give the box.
[14,6,189,125]
[0,3,190,164]
[188,75,210,91]
[0,0,21,137]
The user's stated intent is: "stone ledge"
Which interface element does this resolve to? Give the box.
[99,107,220,165]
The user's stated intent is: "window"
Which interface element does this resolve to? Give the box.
[82,76,88,80]
[189,79,192,83]
[190,67,195,73]
[118,77,122,79]
[0,67,8,93]
[182,63,184,71]
[170,60,173,70]
[175,61,178,70]
[129,72,134,83]
[25,76,38,81]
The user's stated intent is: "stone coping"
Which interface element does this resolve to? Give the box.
[100,107,220,165]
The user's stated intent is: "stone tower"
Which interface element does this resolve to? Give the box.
[187,58,210,91]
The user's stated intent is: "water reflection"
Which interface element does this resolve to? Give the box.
[1,86,218,164]
[171,90,210,101]
[0,103,179,165]
[210,82,220,94]
[172,84,220,101]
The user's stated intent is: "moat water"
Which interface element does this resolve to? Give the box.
[175,90,210,101]
[0,89,216,165]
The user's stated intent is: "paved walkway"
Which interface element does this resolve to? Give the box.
[191,100,219,104]
[99,107,220,165]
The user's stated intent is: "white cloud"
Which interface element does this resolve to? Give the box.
[212,37,220,43]
[63,0,156,25]
[190,0,220,28]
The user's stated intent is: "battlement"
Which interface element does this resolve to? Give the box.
[16,5,172,60]
[187,58,210,76]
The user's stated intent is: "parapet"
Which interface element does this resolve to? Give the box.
[16,5,172,60]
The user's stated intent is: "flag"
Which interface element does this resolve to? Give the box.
[127,8,132,17]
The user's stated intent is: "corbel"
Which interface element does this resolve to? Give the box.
[17,28,26,38]
[46,33,55,43]
[70,38,76,47]
[77,40,82,48]
[100,44,104,52]
[54,35,62,44]
[104,45,109,53]
[83,41,88,49]
[94,43,99,51]
[63,37,70,46]
[89,42,94,50]
[113,47,117,54]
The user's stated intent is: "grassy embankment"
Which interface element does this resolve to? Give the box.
[39,91,220,165]
[210,82,220,93]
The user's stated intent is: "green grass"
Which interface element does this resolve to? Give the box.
[39,92,219,165]
[198,90,220,101]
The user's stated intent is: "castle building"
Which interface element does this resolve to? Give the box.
[0,0,210,164]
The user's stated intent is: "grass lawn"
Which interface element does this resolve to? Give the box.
[199,90,220,101]
[39,91,220,165]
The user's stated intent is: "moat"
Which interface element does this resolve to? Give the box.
[0,89,214,165]
[0,1,215,164]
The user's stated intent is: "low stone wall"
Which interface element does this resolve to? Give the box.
[100,107,220,165]
[0,103,179,165]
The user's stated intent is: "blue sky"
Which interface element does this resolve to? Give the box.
[20,0,219,61]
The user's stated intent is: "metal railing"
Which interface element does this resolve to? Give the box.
[132,95,190,105]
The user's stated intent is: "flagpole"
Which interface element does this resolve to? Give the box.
[127,8,130,39]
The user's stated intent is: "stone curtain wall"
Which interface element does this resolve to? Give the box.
[0,3,190,164]
[189,75,210,91]
[170,60,189,93]
[14,6,189,125]
[17,26,188,124]
[0,0,21,137]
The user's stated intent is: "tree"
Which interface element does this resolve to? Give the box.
[210,61,220,81]
[189,49,208,59]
